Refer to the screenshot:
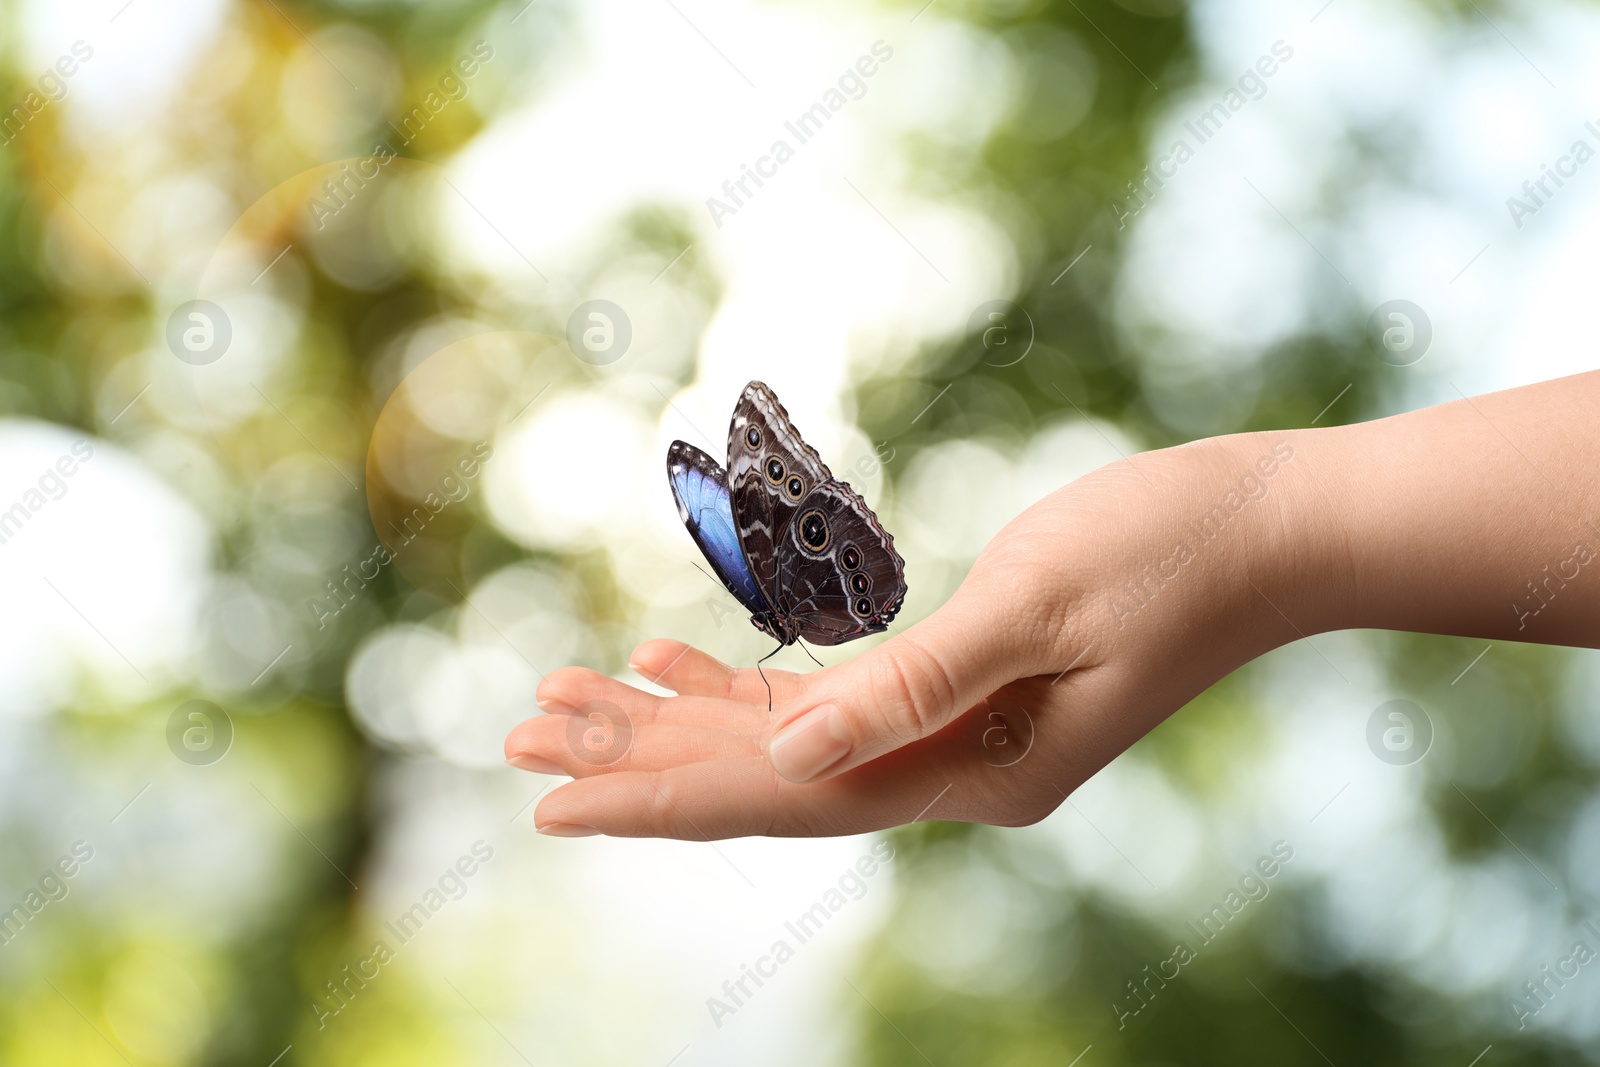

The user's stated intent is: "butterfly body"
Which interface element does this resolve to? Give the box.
[667,381,906,648]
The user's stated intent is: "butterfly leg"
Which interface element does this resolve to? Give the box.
[754,638,785,715]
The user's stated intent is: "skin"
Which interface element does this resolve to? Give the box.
[505,370,1600,839]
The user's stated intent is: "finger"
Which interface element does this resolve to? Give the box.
[535,667,658,716]
[766,583,1054,784]
[629,639,806,703]
[627,639,732,693]
[506,714,760,778]
[532,747,970,840]
[533,666,769,731]
[510,686,770,774]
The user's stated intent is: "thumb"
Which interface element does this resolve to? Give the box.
[766,584,1045,783]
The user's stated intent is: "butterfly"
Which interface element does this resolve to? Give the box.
[667,381,907,657]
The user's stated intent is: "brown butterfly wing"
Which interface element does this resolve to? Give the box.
[727,381,833,612]
[772,480,907,645]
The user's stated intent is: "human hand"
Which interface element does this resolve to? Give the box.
[505,432,1308,838]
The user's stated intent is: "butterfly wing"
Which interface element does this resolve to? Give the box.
[667,440,771,620]
[727,381,833,612]
[771,479,907,645]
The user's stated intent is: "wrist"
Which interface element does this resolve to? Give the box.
[1248,423,1364,638]
[1160,430,1322,661]
[1062,431,1319,696]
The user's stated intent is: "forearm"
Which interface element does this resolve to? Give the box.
[1279,371,1600,646]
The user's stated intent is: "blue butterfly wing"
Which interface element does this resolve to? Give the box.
[667,441,771,619]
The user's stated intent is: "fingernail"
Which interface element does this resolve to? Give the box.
[537,822,601,837]
[506,753,565,775]
[536,697,573,714]
[769,704,851,783]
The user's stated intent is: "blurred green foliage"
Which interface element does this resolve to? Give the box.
[0,0,1593,1064]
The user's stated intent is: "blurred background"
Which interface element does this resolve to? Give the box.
[1,0,1598,1062]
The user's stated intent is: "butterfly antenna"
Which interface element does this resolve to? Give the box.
[688,561,721,589]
